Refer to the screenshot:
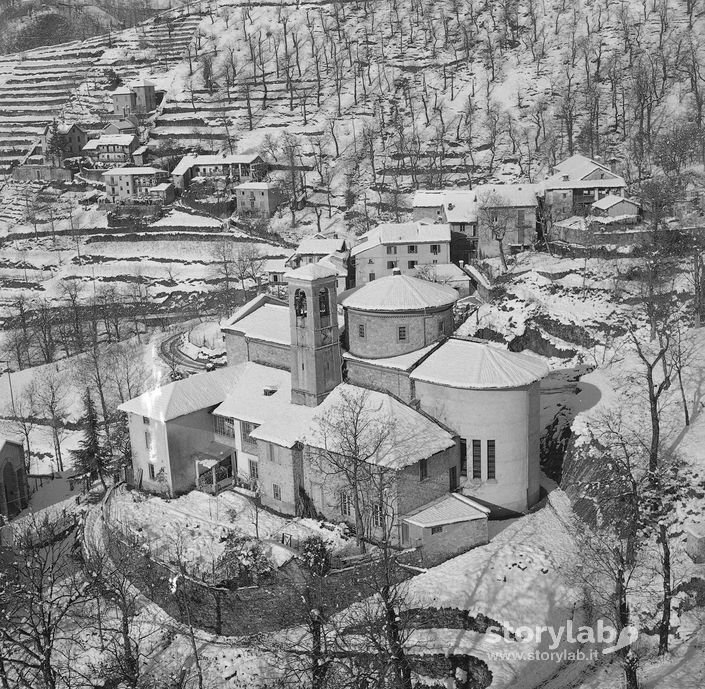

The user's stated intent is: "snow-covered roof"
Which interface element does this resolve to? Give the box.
[223,303,291,345]
[342,272,458,312]
[442,186,538,223]
[410,338,549,390]
[413,189,446,207]
[0,435,24,451]
[45,122,84,135]
[317,252,348,277]
[150,182,172,192]
[112,86,134,96]
[544,154,626,189]
[263,258,288,274]
[343,342,441,371]
[172,152,263,177]
[295,237,347,256]
[223,294,286,328]
[235,181,277,190]
[305,384,456,470]
[104,120,136,132]
[351,222,450,256]
[285,263,338,281]
[413,262,470,282]
[103,166,165,177]
[85,134,136,148]
[213,364,314,448]
[118,366,246,422]
[403,493,490,528]
[133,145,149,155]
[131,79,154,88]
[591,194,639,211]
[81,139,100,151]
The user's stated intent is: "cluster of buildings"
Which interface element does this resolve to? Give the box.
[120,265,547,559]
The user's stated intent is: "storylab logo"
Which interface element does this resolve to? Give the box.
[485,620,639,662]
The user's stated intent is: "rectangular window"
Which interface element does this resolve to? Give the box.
[438,320,445,335]
[148,463,156,480]
[387,261,397,269]
[340,492,352,517]
[241,420,258,446]
[386,246,397,254]
[472,440,481,479]
[401,521,409,544]
[214,415,236,438]
[398,326,407,342]
[248,459,259,480]
[273,483,281,501]
[408,260,417,269]
[459,439,467,476]
[358,324,366,338]
[143,416,149,424]
[372,504,383,528]
[144,431,151,451]
[368,273,375,281]
[430,244,441,255]
[487,440,496,479]
[431,525,443,534]
[407,245,418,254]
[419,457,428,481]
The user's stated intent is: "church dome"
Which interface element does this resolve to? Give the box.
[342,270,458,312]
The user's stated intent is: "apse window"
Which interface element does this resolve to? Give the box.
[358,324,366,338]
[398,326,407,341]
[273,483,282,501]
[148,463,156,480]
[487,440,496,479]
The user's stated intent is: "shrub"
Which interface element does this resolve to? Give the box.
[301,535,330,576]
[217,533,272,587]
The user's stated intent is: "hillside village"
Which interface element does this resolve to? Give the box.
[2,0,705,688]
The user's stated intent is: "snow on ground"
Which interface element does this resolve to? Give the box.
[108,487,354,575]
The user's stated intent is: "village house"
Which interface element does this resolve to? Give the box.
[111,86,137,117]
[103,166,171,203]
[286,235,349,269]
[102,118,139,136]
[0,437,28,519]
[120,263,547,556]
[171,153,267,191]
[234,181,283,217]
[350,222,451,285]
[40,121,88,161]
[413,185,538,262]
[110,80,157,117]
[542,154,627,219]
[82,134,138,164]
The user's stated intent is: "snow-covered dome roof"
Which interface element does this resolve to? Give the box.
[410,338,549,389]
[342,271,458,312]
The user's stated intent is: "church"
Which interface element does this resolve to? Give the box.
[120,265,548,557]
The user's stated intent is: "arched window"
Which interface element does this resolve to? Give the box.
[319,287,330,317]
[294,289,308,317]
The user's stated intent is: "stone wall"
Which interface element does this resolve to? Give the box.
[12,165,73,182]
[345,359,414,402]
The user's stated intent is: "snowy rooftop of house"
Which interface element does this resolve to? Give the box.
[403,493,490,528]
[295,237,347,256]
[223,303,291,345]
[112,86,134,96]
[410,338,549,390]
[439,185,538,224]
[342,271,458,312]
[343,342,440,371]
[104,120,136,132]
[235,181,277,190]
[150,182,172,192]
[544,154,626,189]
[413,189,446,207]
[413,262,469,282]
[304,384,456,470]
[45,122,83,135]
[213,364,314,448]
[317,253,348,277]
[591,194,639,210]
[351,222,450,256]
[131,79,154,88]
[172,152,262,176]
[0,435,23,450]
[263,258,288,274]
[133,145,148,155]
[285,262,338,281]
[88,134,136,147]
[81,139,100,151]
[118,366,246,422]
[103,166,165,177]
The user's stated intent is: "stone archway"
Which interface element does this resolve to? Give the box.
[2,462,19,518]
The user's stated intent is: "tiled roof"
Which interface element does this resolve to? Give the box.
[341,272,458,312]
[410,338,549,390]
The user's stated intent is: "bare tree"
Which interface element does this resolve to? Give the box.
[477,189,512,272]
[35,364,71,472]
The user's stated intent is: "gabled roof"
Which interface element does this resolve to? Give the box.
[403,493,490,528]
[263,258,288,274]
[317,252,348,278]
[213,363,314,448]
[304,384,456,470]
[44,122,84,135]
[295,237,348,256]
[172,153,264,177]
[235,181,277,190]
[413,189,446,207]
[118,366,246,422]
[410,338,549,390]
[223,302,291,345]
[103,166,165,176]
[544,154,626,189]
[104,120,136,132]
[112,86,134,96]
[84,134,136,149]
[0,436,24,452]
[351,222,450,256]
[341,272,458,312]
[131,78,154,88]
[591,194,639,211]
[285,263,338,282]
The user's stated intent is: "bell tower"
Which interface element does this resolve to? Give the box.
[287,264,342,407]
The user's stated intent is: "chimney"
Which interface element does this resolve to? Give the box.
[459,260,465,268]
[392,267,402,276]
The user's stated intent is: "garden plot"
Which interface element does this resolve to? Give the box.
[108,487,353,575]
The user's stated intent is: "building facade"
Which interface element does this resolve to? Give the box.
[103,166,170,202]
[0,438,29,519]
